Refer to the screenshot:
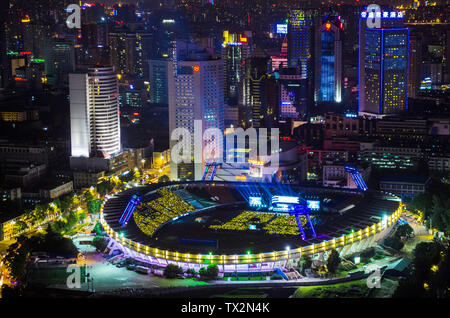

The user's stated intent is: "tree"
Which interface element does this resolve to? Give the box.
[13,220,28,233]
[93,221,105,236]
[199,264,219,280]
[326,249,341,274]
[395,224,414,238]
[394,241,449,298]
[33,204,48,223]
[298,255,312,275]
[83,190,95,202]
[164,264,184,278]
[384,236,404,251]
[2,236,30,284]
[158,175,169,183]
[431,244,450,298]
[186,268,197,277]
[97,179,113,196]
[87,200,100,214]
[1,285,23,298]
[409,192,433,217]
[133,169,141,180]
[393,277,425,298]
[412,241,443,285]
[92,236,109,252]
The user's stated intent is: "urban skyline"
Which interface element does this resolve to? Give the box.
[0,0,449,305]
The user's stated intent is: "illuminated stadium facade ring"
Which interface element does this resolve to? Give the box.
[100,183,403,273]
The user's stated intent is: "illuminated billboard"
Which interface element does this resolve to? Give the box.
[307,200,320,210]
[249,197,263,207]
[276,24,288,34]
[360,11,404,19]
[272,196,299,204]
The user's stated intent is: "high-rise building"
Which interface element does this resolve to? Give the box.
[242,47,271,128]
[271,36,288,71]
[44,38,76,87]
[314,15,343,103]
[168,41,224,181]
[80,22,109,65]
[358,10,409,117]
[109,31,153,80]
[69,66,121,159]
[278,67,307,120]
[287,10,314,79]
[408,34,421,98]
[149,58,169,105]
[221,31,251,107]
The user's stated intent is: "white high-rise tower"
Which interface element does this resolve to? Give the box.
[168,41,224,181]
[70,66,121,159]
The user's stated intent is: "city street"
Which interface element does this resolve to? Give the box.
[47,236,209,292]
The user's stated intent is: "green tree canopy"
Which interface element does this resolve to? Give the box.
[158,175,169,183]
[396,224,414,238]
[384,236,404,251]
[326,249,341,274]
[199,264,219,280]
[164,264,184,278]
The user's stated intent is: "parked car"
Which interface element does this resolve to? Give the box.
[135,266,150,275]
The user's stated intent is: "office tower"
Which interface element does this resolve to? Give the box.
[109,31,153,80]
[287,10,314,79]
[242,47,271,128]
[358,10,408,117]
[118,81,150,108]
[80,22,109,65]
[23,24,48,60]
[149,58,169,105]
[44,38,76,87]
[70,66,121,159]
[168,42,224,181]
[221,31,251,107]
[271,36,288,71]
[278,67,307,120]
[314,15,343,103]
[408,35,421,98]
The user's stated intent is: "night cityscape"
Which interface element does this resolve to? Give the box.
[0,0,449,306]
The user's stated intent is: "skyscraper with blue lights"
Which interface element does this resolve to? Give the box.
[315,15,343,103]
[358,10,408,117]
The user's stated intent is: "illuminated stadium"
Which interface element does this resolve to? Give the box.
[100,181,402,273]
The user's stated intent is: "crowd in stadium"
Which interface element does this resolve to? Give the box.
[210,211,275,231]
[263,214,303,236]
[133,188,195,236]
[209,211,313,236]
[133,189,316,238]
